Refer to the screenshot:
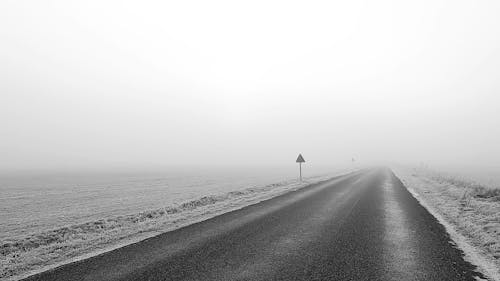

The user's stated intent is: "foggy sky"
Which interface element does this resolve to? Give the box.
[1,0,500,170]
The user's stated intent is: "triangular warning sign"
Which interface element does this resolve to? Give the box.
[296,154,305,163]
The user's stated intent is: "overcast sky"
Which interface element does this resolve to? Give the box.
[1,0,500,170]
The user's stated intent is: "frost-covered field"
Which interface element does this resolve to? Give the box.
[393,166,500,281]
[0,166,348,280]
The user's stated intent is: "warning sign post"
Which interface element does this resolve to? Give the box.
[296,154,305,181]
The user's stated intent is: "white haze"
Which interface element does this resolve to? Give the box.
[1,0,499,170]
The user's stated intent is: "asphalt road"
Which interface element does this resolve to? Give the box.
[24,168,486,281]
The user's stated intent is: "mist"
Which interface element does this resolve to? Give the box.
[2,0,500,170]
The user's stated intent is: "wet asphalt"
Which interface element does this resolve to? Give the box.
[23,168,487,281]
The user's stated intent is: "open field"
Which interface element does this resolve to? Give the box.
[0,172,340,281]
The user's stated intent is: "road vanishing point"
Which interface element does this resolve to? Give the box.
[24,168,486,281]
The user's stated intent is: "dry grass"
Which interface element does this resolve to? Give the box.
[394,166,500,279]
[419,170,500,201]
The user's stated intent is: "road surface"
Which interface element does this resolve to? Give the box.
[24,168,486,281]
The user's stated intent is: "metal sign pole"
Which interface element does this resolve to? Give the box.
[299,162,302,181]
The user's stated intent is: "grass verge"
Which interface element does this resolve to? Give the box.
[393,166,500,281]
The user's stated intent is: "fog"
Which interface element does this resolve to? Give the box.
[1,0,499,170]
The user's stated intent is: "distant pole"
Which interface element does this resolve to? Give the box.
[296,154,305,181]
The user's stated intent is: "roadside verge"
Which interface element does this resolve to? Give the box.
[392,167,500,281]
